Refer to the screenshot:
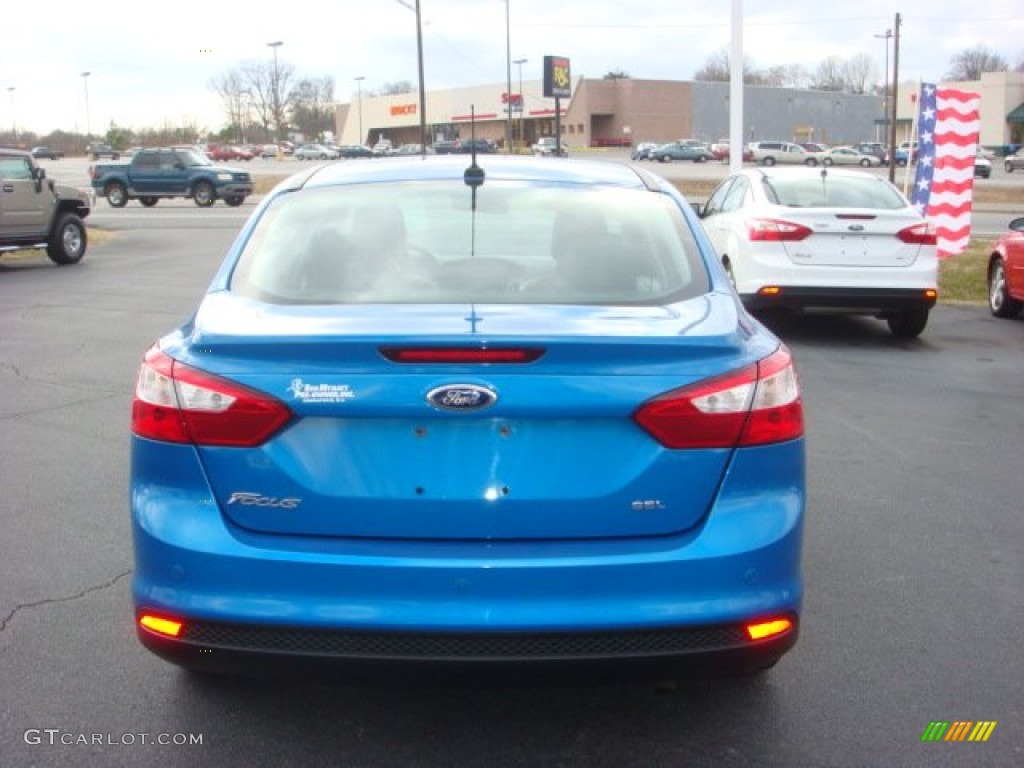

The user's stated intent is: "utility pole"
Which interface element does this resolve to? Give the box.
[887,13,901,183]
[268,41,283,141]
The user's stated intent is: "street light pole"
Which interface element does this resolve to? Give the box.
[267,41,283,141]
[513,58,527,149]
[873,29,892,145]
[7,87,15,141]
[81,72,91,140]
[354,76,365,145]
[504,0,513,154]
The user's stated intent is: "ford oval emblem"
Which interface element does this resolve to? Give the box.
[426,385,497,411]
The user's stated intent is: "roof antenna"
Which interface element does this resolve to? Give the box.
[463,105,485,199]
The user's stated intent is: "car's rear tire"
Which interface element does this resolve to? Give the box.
[988,258,1023,318]
[139,197,158,207]
[823,158,834,166]
[660,155,672,163]
[46,213,87,265]
[805,158,818,166]
[105,182,128,208]
[887,308,929,339]
[762,157,776,166]
[193,181,216,208]
[859,158,872,167]
[224,195,245,207]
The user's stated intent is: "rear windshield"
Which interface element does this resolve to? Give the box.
[762,173,907,209]
[230,180,709,305]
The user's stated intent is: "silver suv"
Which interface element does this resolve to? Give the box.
[0,148,92,265]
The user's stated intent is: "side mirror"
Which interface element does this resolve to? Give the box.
[34,167,47,181]
[691,201,705,218]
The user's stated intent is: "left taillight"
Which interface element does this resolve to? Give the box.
[131,346,292,447]
[632,346,804,449]
[746,218,813,242]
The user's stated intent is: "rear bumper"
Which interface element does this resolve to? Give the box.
[131,437,805,675]
[138,614,798,679]
[742,286,937,314]
[217,183,253,197]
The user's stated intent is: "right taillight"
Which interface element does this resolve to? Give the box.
[897,222,937,245]
[633,346,803,449]
[132,345,292,447]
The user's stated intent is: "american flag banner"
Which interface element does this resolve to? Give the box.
[909,83,981,258]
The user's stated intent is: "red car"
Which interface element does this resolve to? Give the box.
[710,141,753,162]
[988,216,1024,318]
[207,145,252,162]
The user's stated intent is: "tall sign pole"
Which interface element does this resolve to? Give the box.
[729,0,744,174]
[543,56,571,155]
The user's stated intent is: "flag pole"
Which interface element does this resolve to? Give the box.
[903,81,921,199]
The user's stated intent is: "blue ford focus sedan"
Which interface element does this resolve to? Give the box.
[130,154,805,678]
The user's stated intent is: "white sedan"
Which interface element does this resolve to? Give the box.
[821,147,884,167]
[294,144,338,161]
[699,166,938,338]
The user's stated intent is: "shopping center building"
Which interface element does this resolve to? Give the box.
[332,72,1024,152]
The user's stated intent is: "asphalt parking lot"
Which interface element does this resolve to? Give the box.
[1,176,1022,767]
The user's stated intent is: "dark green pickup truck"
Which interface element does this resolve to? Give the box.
[89,147,254,208]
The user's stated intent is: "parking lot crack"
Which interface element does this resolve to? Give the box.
[0,569,132,632]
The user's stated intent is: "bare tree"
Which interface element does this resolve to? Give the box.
[947,45,1008,80]
[694,47,762,84]
[810,56,846,91]
[291,77,337,140]
[603,69,630,80]
[372,81,415,96]
[841,53,875,94]
[209,70,249,142]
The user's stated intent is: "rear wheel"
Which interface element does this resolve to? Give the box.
[887,308,929,339]
[762,156,776,166]
[823,158,834,166]
[224,195,245,207]
[859,158,872,167]
[805,158,818,166]
[46,213,87,265]
[105,182,128,208]
[139,196,158,207]
[193,181,216,208]
[988,258,1023,318]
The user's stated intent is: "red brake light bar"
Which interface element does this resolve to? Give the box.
[380,347,545,364]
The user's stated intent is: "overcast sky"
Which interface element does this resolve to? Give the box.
[3,0,1022,136]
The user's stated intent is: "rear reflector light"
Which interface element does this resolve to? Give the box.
[746,617,793,641]
[758,286,782,296]
[746,218,813,242]
[632,346,803,449]
[139,614,184,638]
[131,346,292,447]
[924,289,938,300]
[897,222,937,245]
[380,347,545,364]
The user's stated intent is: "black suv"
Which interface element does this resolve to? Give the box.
[86,143,120,160]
